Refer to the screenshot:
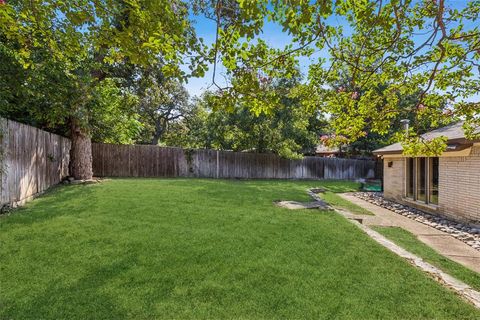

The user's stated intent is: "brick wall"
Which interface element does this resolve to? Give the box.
[383,157,405,201]
[438,146,480,224]
[382,146,480,225]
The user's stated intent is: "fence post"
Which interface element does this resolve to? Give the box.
[216,150,219,179]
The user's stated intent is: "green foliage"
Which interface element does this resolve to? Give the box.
[401,135,449,157]
[0,40,142,143]
[0,118,5,177]
[2,0,479,157]
[316,76,457,155]
[161,101,211,148]
[196,0,479,156]
[0,0,205,139]
[0,0,204,77]
[164,76,326,158]
[89,79,143,144]
[134,68,192,145]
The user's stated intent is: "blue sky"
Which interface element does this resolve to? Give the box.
[184,12,335,97]
[184,1,479,102]
[184,14,299,97]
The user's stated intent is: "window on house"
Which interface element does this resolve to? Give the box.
[417,157,427,202]
[405,157,439,205]
[429,157,439,205]
[406,158,414,198]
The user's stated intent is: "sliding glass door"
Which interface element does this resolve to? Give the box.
[406,158,415,198]
[405,157,439,205]
[429,157,439,205]
[417,157,427,202]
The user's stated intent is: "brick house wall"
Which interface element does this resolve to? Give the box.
[438,146,480,224]
[382,146,480,225]
[382,157,405,201]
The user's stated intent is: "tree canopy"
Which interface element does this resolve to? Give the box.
[1,0,479,178]
[198,0,479,155]
[164,75,326,158]
[0,0,206,179]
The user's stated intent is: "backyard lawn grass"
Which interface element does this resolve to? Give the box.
[373,226,480,291]
[319,191,374,215]
[1,179,479,319]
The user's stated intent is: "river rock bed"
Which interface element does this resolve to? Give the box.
[354,192,480,251]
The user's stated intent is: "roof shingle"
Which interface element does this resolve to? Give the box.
[373,121,480,155]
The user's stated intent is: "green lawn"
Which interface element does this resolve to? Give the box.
[1,179,479,319]
[373,226,480,291]
[319,191,374,215]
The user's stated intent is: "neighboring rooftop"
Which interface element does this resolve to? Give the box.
[373,121,480,155]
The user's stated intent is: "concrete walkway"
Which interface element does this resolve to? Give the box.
[339,193,480,273]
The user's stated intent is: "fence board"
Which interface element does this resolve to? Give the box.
[92,143,377,180]
[0,118,379,209]
[0,117,379,207]
[0,117,71,208]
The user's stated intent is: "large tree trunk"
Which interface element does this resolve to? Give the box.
[151,120,164,145]
[70,119,93,180]
[151,134,161,146]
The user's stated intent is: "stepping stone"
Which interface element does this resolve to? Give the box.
[275,200,330,210]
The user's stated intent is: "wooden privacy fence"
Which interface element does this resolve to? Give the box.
[0,118,378,208]
[0,118,71,207]
[92,143,377,180]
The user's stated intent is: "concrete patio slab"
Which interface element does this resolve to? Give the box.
[274,200,330,210]
[339,193,480,273]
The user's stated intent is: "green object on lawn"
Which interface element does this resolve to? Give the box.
[364,184,382,191]
[361,180,382,192]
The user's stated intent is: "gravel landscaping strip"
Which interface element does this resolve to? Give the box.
[354,192,480,251]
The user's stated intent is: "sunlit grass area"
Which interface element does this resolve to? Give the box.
[1,179,478,319]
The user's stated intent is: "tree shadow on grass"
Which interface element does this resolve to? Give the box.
[0,184,98,227]
[3,254,137,320]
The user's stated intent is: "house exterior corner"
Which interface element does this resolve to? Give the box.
[438,145,480,224]
[380,145,480,226]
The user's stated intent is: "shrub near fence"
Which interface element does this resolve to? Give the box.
[0,118,71,208]
[92,143,377,180]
